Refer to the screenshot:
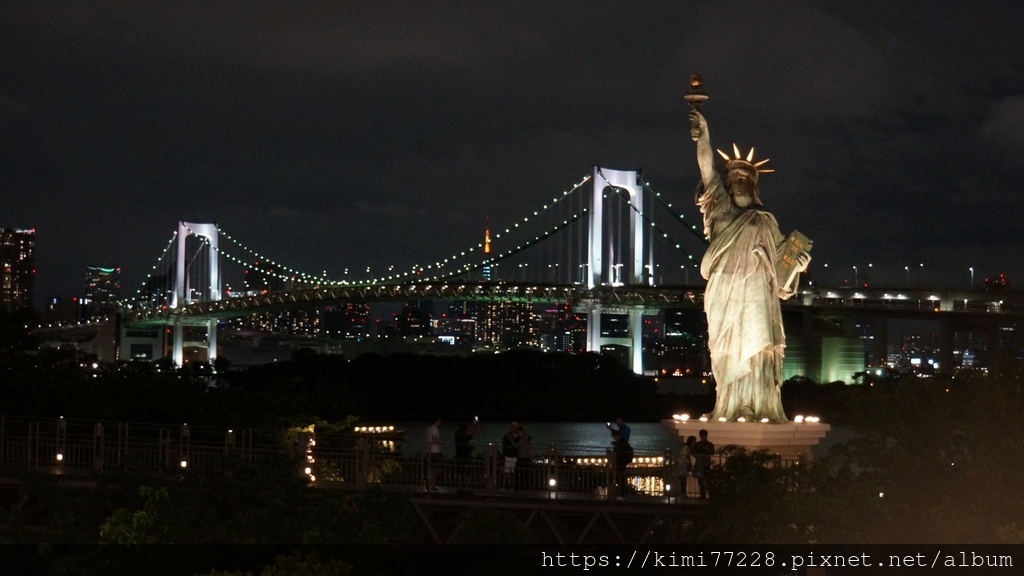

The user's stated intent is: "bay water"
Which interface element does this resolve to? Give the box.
[397,420,677,457]
[392,420,852,458]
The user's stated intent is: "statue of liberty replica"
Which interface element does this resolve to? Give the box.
[687,76,811,423]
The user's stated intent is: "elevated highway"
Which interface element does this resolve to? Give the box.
[33,282,1024,375]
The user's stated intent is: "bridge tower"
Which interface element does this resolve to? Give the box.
[170,221,221,367]
[583,166,648,375]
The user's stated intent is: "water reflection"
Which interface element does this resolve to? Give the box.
[397,421,678,456]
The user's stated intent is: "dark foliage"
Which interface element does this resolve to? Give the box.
[0,304,40,351]
[780,377,848,422]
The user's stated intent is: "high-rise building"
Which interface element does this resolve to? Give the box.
[439,301,478,345]
[0,228,36,310]
[475,301,536,349]
[323,304,372,340]
[43,296,85,324]
[84,265,121,317]
[393,302,432,337]
[659,307,710,376]
[535,303,586,352]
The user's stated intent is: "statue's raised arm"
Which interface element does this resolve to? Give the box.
[690,109,717,191]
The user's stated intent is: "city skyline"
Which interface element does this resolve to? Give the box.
[4,2,1024,307]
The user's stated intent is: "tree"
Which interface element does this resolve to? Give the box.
[661,447,812,544]
[807,372,1024,543]
[0,304,39,351]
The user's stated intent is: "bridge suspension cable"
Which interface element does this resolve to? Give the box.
[182,175,595,289]
[414,210,586,283]
[640,179,709,246]
[128,171,707,306]
[364,174,594,285]
[173,223,325,298]
[123,232,178,308]
[216,227,329,286]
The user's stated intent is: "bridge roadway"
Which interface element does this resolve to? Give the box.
[0,416,705,545]
[118,281,1024,325]
[121,282,700,325]
[34,282,1024,376]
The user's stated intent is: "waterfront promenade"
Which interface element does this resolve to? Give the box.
[0,416,698,498]
[0,415,721,544]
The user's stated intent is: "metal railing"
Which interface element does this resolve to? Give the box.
[0,416,286,476]
[0,416,799,501]
[322,439,678,499]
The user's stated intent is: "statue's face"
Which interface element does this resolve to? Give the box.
[728,171,757,207]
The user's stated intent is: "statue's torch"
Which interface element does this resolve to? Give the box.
[685,74,708,141]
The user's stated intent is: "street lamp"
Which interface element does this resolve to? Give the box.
[905,266,910,285]
[611,263,623,286]
[969,267,974,288]
[853,265,858,286]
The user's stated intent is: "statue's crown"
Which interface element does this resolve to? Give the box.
[717,144,774,180]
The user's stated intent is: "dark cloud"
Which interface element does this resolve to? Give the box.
[978,96,1024,168]
[4,1,1024,304]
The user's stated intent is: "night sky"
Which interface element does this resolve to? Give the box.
[4,1,1024,307]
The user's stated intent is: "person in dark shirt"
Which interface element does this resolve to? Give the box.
[607,417,631,443]
[454,417,481,494]
[611,431,634,500]
[692,428,716,499]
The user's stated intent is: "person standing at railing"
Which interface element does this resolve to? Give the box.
[454,417,481,495]
[611,430,634,501]
[425,417,445,492]
[675,435,696,500]
[515,425,535,490]
[693,429,715,499]
[606,417,631,443]
[501,421,520,490]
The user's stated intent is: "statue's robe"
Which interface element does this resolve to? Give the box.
[697,173,794,422]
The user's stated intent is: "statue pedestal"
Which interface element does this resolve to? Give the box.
[661,419,830,459]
